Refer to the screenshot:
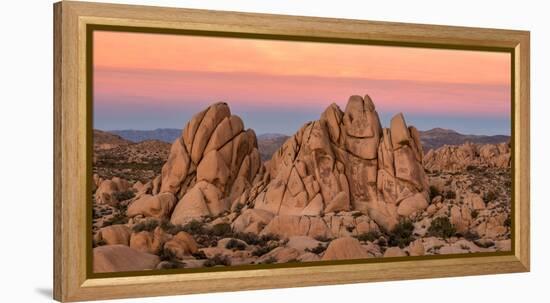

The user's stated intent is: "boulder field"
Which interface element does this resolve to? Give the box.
[92,95,512,272]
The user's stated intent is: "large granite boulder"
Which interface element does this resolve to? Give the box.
[93,245,160,273]
[242,95,429,231]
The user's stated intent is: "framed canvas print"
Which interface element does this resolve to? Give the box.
[53,1,530,302]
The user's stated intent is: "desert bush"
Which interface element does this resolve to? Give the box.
[286,259,299,263]
[159,219,185,235]
[388,220,415,248]
[429,185,441,201]
[101,213,128,227]
[356,231,381,243]
[192,251,208,260]
[203,254,230,267]
[233,232,279,246]
[211,223,232,237]
[132,219,159,233]
[113,201,128,216]
[113,190,135,202]
[305,243,327,254]
[427,217,456,239]
[225,239,247,251]
[471,209,479,219]
[159,248,179,262]
[463,230,480,241]
[182,220,206,235]
[251,245,275,257]
[483,190,498,203]
[313,235,332,242]
[156,261,185,269]
[260,256,277,264]
[444,190,457,200]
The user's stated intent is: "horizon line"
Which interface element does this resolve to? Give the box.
[96,127,511,138]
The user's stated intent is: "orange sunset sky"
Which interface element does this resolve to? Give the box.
[93,30,511,135]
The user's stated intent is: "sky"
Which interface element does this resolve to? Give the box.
[93,31,511,136]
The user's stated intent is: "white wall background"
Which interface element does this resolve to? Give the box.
[0,0,547,302]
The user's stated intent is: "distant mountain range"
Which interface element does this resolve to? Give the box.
[104,127,509,157]
[109,128,182,143]
[418,128,509,151]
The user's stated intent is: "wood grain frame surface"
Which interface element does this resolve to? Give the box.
[53,1,530,301]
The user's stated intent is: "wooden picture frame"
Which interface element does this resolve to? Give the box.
[53,1,530,301]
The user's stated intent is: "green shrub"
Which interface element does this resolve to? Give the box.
[427,217,456,239]
[159,248,179,262]
[444,190,457,200]
[313,235,332,242]
[159,219,186,235]
[211,223,232,237]
[204,254,230,267]
[261,256,277,264]
[286,259,299,263]
[252,245,275,257]
[156,261,185,269]
[463,231,480,241]
[182,220,205,235]
[388,220,415,248]
[305,243,327,254]
[132,219,159,232]
[101,213,128,227]
[429,185,441,201]
[225,239,246,251]
[113,190,135,202]
[356,231,381,242]
[192,251,208,260]
[483,190,498,203]
[233,232,279,246]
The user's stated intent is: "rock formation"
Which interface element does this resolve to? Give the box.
[125,102,262,224]
[423,142,510,172]
[93,245,160,273]
[95,176,131,206]
[125,95,428,234]
[243,95,429,231]
[92,94,512,272]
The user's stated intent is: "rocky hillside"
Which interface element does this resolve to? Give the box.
[111,128,182,143]
[419,128,509,151]
[92,96,512,273]
[93,138,171,182]
[109,128,290,163]
[93,129,133,151]
[424,142,510,172]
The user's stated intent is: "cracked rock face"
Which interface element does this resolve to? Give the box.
[129,95,429,235]
[247,95,429,231]
[153,102,262,224]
